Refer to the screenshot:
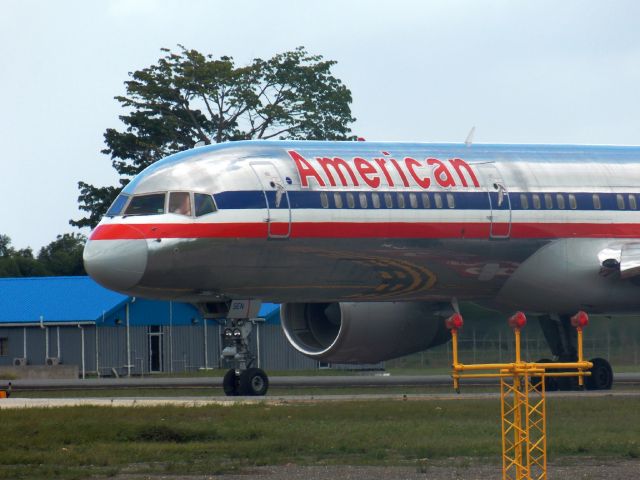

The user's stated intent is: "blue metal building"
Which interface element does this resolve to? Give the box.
[0,277,315,377]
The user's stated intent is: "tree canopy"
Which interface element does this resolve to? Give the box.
[0,234,86,277]
[71,46,356,228]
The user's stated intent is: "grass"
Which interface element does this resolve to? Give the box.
[0,396,638,479]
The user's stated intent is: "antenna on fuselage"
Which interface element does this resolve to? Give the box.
[464,126,476,147]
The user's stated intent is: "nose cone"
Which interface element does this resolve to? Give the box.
[84,233,148,292]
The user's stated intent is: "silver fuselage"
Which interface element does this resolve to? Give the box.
[84,140,640,315]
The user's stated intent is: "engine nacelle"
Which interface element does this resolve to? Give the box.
[280,302,452,364]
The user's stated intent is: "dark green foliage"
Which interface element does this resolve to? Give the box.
[0,234,85,277]
[0,234,48,277]
[36,233,86,276]
[71,45,356,228]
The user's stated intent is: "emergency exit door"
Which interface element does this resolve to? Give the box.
[477,163,512,239]
[251,162,292,238]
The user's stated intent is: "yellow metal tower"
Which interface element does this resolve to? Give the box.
[446,311,592,480]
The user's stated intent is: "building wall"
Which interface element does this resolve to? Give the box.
[0,321,320,374]
[0,326,95,372]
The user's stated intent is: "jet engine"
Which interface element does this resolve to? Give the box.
[280,302,452,364]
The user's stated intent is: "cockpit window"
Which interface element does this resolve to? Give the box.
[124,193,166,216]
[194,193,217,216]
[169,192,192,216]
[106,194,130,217]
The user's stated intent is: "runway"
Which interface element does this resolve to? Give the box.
[2,389,639,409]
[7,372,640,390]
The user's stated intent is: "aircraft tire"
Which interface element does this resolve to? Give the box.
[585,357,613,390]
[223,368,239,396]
[238,368,269,396]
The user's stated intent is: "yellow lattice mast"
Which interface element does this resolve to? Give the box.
[446,311,592,480]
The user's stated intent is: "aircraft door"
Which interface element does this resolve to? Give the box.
[477,163,511,239]
[251,162,292,239]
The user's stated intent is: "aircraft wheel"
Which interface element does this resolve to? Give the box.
[534,358,558,392]
[223,368,239,396]
[238,368,269,396]
[585,357,613,390]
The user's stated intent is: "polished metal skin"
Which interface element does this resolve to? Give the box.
[84,140,640,315]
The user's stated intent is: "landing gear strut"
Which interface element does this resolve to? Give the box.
[220,318,269,396]
[538,315,613,390]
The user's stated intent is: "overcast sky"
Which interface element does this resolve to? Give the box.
[2,0,639,251]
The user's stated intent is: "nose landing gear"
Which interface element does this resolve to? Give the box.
[221,318,269,396]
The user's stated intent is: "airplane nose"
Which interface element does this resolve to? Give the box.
[83,228,148,292]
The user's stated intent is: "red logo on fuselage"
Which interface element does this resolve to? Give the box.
[287,150,480,190]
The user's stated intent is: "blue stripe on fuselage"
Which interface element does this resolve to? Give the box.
[212,190,638,212]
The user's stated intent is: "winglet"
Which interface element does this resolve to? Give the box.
[465,126,476,147]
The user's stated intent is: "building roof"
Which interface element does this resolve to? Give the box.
[0,276,128,324]
[259,303,280,324]
[0,276,281,325]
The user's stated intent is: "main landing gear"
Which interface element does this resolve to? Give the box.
[220,318,269,396]
[538,314,613,390]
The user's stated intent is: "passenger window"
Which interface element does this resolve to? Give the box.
[421,193,431,208]
[520,194,529,209]
[532,194,541,209]
[371,193,381,208]
[333,192,343,209]
[409,193,418,208]
[125,193,166,216]
[617,194,625,210]
[194,193,217,216]
[384,193,393,208]
[434,193,443,209]
[106,194,130,217]
[320,192,329,208]
[397,193,405,208]
[569,194,577,210]
[346,192,355,208]
[556,194,565,210]
[446,193,455,208]
[544,194,553,209]
[629,195,637,210]
[169,192,192,216]
[592,194,601,210]
[359,193,368,208]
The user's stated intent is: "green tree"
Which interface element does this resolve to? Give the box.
[37,233,86,276]
[0,234,86,277]
[0,234,13,257]
[71,45,356,228]
[0,235,49,277]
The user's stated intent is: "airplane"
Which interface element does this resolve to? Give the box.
[83,140,640,395]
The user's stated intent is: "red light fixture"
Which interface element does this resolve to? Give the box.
[570,311,589,328]
[445,313,464,330]
[508,311,527,330]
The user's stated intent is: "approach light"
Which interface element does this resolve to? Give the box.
[224,328,233,338]
[232,328,242,338]
[508,311,527,330]
[570,311,589,328]
[445,313,464,330]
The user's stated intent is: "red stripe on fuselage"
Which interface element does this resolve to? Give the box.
[90,222,640,240]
